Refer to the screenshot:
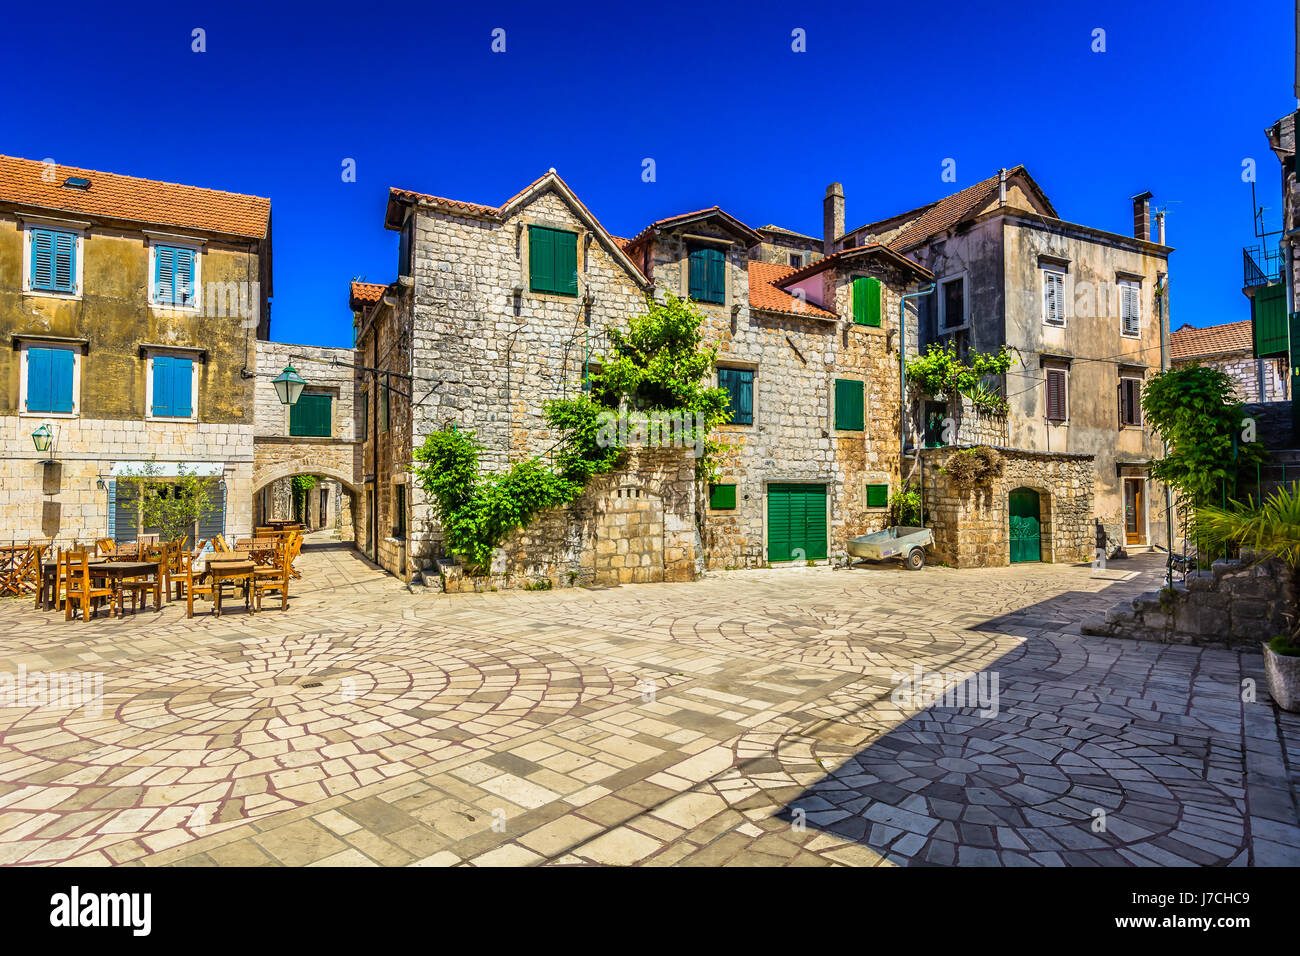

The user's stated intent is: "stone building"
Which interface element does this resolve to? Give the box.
[1169,319,1288,402]
[833,167,1173,555]
[0,155,271,544]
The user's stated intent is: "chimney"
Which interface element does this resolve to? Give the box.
[1156,209,1166,245]
[824,182,845,256]
[1132,191,1153,241]
[998,168,1007,205]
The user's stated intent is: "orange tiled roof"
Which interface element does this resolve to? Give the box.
[625,206,762,249]
[0,155,270,239]
[748,261,837,319]
[1169,320,1254,360]
[777,243,933,287]
[349,281,387,309]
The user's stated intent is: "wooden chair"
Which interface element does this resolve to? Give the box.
[176,546,217,618]
[283,531,304,580]
[253,541,291,612]
[255,526,275,538]
[213,534,234,554]
[63,551,116,622]
[117,546,159,614]
[114,541,140,560]
[138,533,160,546]
[95,538,116,555]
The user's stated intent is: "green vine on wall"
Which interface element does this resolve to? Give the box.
[905,342,1013,416]
[411,294,731,571]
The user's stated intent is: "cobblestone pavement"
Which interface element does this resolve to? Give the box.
[0,544,1296,867]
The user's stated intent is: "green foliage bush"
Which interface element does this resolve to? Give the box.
[889,484,923,526]
[905,343,1013,416]
[941,445,1004,489]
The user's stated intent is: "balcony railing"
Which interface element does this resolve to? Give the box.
[1244,244,1285,288]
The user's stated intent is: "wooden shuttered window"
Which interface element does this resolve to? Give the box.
[1042,269,1065,326]
[708,484,737,510]
[1120,281,1141,336]
[834,378,865,431]
[528,226,579,296]
[866,483,889,508]
[1119,377,1143,427]
[151,355,194,418]
[1045,368,1068,422]
[154,245,197,306]
[30,228,77,293]
[25,346,75,414]
[688,246,726,304]
[718,367,754,424]
[290,392,333,437]
[852,276,881,326]
[766,483,828,562]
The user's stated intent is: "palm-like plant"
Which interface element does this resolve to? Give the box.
[1195,485,1300,654]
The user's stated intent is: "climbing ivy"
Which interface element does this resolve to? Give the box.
[905,342,1013,416]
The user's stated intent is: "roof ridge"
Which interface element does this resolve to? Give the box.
[0,154,271,204]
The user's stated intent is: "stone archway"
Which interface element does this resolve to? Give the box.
[252,467,360,543]
[1008,486,1055,564]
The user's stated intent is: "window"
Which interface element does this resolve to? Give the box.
[290,392,333,437]
[688,246,726,304]
[398,215,414,278]
[23,345,76,414]
[852,276,881,327]
[834,378,865,431]
[393,483,407,539]
[380,375,390,433]
[1120,280,1141,337]
[708,484,737,509]
[866,483,889,508]
[718,367,754,425]
[149,354,195,419]
[360,391,369,441]
[789,253,804,268]
[528,225,578,296]
[1042,267,1066,327]
[151,244,199,308]
[940,275,966,329]
[27,227,79,294]
[924,401,948,448]
[1119,376,1143,427]
[1045,367,1068,422]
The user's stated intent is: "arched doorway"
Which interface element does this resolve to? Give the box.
[1008,487,1041,563]
[253,472,358,544]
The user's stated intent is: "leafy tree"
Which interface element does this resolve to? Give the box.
[116,458,216,546]
[291,475,318,523]
[1142,365,1266,509]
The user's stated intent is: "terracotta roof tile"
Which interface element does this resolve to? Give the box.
[0,155,270,239]
[349,281,387,308]
[1169,320,1254,360]
[748,261,837,319]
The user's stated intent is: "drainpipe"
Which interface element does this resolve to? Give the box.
[899,283,936,499]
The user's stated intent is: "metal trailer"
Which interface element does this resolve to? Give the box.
[846,526,934,571]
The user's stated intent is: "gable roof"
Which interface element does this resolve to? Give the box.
[758,224,820,243]
[0,154,270,240]
[843,166,1057,252]
[777,242,934,287]
[1169,320,1254,361]
[624,206,763,249]
[385,169,650,288]
[747,261,837,319]
[349,281,387,311]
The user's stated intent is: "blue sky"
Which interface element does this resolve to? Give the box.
[4,0,1294,347]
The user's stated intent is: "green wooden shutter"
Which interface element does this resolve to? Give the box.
[689,248,725,304]
[802,484,828,560]
[291,393,333,437]
[709,484,737,509]
[718,368,753,425]
[556,229,578,296]
[767,483,828,562]
[865,277,881,327]
[834,379,864,431]
[851,277,881,326]
[688,248,708,300]
[767,485,794,562]
[866,483,888,508]
[707,248,726,303]
[529,227,554,293]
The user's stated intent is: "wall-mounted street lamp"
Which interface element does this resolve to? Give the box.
[31,423,54,459]
[272,365,307,406]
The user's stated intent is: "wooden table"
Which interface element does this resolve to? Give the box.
[92,561,163,613]
[206,559,255,617]
[38,557,107,611]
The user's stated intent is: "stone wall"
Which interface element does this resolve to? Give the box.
[1173,353,1288,404]
[254,340,358,441]
[919,446,1095,568]
[437,446,696,592]
[1083,554,1294,648]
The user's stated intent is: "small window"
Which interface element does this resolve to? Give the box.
[1042,267,1066,327]
[290,392,333,437]
[1045,367,1068,422]
[852,276,881,327]
[398,215,414,278]
[688,246,726,304]
[709,484,737,509]
[528,225,579,296]
[834,378,865,431]
[150,354,195,419]
[940,275,966,329]
[1119,376,1143,427]
[924,401,948,448]
[393,483,407,539]
[152,244,198,308]
[24,346,76,414]
[866,483,889,509]
[28,228,78,293]
[380,374,390,433]
[360,391,369,441]
[1120,280,1141,337]
[718,367,754,425]
[789,253,804,268]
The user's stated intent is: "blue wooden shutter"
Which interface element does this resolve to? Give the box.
[27,347,52,412]
[172,357,194,417]
[708,249,726,303]
[719,368,753,424]
[688,249,708,300]
[30,230,55,289]
[173,247,195,305]
[50,348,74,413]
[155,246,175,304]
[52,232,76,291]
[152,355,173,416]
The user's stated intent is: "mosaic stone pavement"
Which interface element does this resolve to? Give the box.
[0,543,1297,867]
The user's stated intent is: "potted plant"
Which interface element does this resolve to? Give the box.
[1197,486,1300,712]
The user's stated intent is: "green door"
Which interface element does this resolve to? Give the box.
[1008,488,1041,563]
[767,483,828,562]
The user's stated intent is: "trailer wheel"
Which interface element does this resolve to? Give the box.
[904,548,925,571]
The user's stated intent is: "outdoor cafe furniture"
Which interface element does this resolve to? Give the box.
[204,557,255,617]
[252,541,291,612]
[92,559,163,613]
[95,538,116,554]
[2,543,43,598]
[38,549,104,611]
[63,551,117,621]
